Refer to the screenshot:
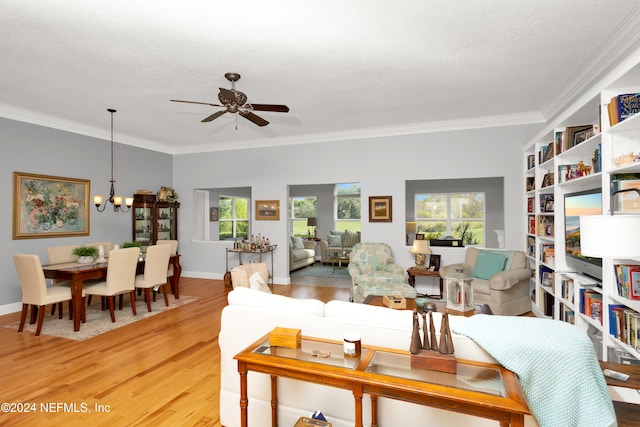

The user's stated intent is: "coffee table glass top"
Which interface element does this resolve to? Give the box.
[252,338,365,370]
[366,350,507,397]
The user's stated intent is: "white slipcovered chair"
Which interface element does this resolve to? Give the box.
[83,247,140,322]
[230,263,270,291]
[13,254,73,336]
[135,244,171,311]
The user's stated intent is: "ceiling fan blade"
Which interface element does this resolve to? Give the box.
[249,104,290,113]
[239,111,269,127]
[170,99,224,107]
[201,110,226,122]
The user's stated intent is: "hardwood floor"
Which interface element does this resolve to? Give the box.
[0,277,347,427]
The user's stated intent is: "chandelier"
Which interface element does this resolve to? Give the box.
[93,108,133,212]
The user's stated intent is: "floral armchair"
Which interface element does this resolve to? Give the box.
[348,242,415,303]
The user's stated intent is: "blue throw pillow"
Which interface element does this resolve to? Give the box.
[472,251,507,280]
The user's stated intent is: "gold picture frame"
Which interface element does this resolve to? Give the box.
[13,172,90,239]
[369,196,392,222]
[255,200,280,220]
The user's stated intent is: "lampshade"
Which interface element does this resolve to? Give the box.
[580,215,640,258]
[405,222,417,233]
[410,239,432,255]
[307,217,317,227]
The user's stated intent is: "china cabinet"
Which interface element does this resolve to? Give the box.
[132,193,179,245]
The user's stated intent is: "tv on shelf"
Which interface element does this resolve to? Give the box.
[564,188,603,281]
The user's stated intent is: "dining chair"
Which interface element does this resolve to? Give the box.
[13,254,73,336]
[46,244,79,315]
[155,239,178,300]
[83,247,140,322]
[135,244,171,312]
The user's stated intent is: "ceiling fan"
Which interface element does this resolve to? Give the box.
[170,72,289,128]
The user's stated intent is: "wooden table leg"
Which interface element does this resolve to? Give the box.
[238,362,248,427]
[270,375,278,427]
[71,276,83,332]
[353,383,363,427]
[170,257,181,299]
[371,394,378,427]
[408,273,415,287]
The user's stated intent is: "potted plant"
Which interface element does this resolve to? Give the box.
[72,246,99,264]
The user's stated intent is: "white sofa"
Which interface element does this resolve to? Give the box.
[219,287,538,427]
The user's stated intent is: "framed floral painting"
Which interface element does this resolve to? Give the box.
[13,172,90,239]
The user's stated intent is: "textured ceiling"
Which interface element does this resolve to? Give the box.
[1,1,640,154]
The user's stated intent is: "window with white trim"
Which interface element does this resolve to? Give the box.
[415,192,485,245]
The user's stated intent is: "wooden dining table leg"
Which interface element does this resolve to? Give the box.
[71,276,84,331]
[171,257,181,299]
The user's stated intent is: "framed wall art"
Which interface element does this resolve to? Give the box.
[13,172,90,239]
[369,195,392,222]
[210,207,219,221]
[429,254,441,271]
[255,200,280,220]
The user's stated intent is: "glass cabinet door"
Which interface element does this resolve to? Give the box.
[134,205,153,245]
[156,203,178,241]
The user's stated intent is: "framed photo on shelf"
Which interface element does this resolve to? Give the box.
[415,233,425,240]
[631,269,640,300]
[428,254,441,271]
[209,207,219,221]
[255,200,280,220]
[368,196,392,222]
[12,172,90,239]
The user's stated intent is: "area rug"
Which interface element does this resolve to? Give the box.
[294,264,350,279]
[3,294,197,341]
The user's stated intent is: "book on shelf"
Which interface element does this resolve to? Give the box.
[608,93,640,126]
[554,130,564,155]
[539,244,554,264]
[614,264,640,300]
[527,236,535,258]
[527,197,534,213]
[580,288,602,324]
[561,278,574,303]
[560,304,575,324]
[527,154,535,170]
[528,216,536,235]
[540,172,554,188]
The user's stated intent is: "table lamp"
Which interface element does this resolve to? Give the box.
[307,217,317,237]
[410,239,431,268]
[581,188,640,259]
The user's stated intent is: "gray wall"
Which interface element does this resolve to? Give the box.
[173,123,541,284]
[0,118,172,312]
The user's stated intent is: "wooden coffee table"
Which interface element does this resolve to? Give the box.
[363,295,492,316]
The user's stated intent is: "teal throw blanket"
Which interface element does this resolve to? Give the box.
[452,315,616,427]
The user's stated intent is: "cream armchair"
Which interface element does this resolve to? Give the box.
[439,247,532,316]
[230,263,270,289]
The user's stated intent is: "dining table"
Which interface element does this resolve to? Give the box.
[42,254,181,332]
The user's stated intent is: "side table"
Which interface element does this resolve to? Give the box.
[407,267,443,299]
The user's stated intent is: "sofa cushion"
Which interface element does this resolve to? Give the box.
[249,272,271,293]
[291,236,305,249]
[327,234,342,247]
[325,300,413,329]
[292,247,315,262]
[472,250,507,280]
[227,287,325,316]
[342,230,359,247]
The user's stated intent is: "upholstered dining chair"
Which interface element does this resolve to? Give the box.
[155,239,178,299]
[134,244,171,311]
[83,247,140,323]
[13,253,74,336]
[46,244,79,315]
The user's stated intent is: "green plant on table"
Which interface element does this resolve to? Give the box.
[122,242,141,248]
[71,246,99,258]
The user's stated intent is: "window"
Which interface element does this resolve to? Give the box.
[219,196,249,240]
[415,192,485,245]
[288,197,317,236]
[335,183,361,232]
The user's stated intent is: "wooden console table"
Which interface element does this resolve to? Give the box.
[407,267,443,298]
[235,334,529,427]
